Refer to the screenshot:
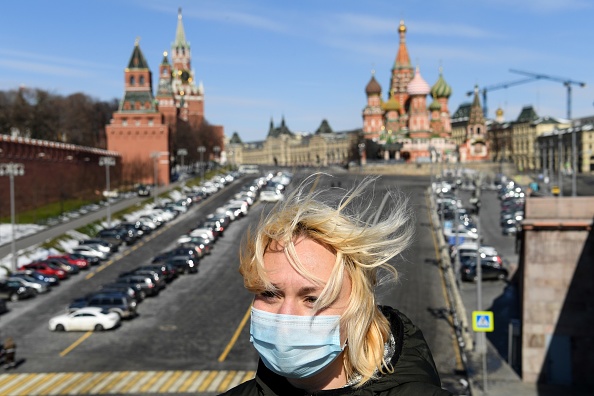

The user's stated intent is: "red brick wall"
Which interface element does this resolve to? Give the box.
[0,135,120,218]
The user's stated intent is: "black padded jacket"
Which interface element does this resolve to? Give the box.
[219,306,452,396]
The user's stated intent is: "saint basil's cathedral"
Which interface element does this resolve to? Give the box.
[362,20,488,163]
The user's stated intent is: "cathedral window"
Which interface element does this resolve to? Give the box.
[135,120,141,126]
[148,119,154,126]
[130,76,135,86]
[140,76,145,85]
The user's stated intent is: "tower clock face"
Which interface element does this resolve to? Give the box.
[181,70,190,83]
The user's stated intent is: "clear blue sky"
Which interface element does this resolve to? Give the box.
[1,0,592,143]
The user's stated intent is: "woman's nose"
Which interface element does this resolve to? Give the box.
[277,299,297,316]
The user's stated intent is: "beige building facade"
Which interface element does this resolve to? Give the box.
[228,118,359,168]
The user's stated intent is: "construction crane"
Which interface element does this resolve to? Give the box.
[466,77,540,118]
[509,69,586,120]
[509,69,586,197]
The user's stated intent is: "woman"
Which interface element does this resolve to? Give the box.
[221,176,451,395]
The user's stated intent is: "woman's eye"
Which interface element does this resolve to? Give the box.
[260,290,278,299]
[304,296,318,304]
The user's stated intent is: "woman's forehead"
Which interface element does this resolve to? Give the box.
[263,237,337,279]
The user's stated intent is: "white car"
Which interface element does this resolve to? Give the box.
[48,307,120,332]
[259,190,284,202]
[71,245,108,260]
[189,228,215,240]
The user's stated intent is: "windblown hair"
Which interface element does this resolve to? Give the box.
[240,175,414,387]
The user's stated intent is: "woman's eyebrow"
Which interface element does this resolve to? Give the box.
[297,286,320,296]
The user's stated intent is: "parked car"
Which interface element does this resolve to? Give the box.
[68,252,100,266]
[460,258,509,282]
[8,275,50,294]
[0,279,37,302]
[115,275,160,298]
[98,283,142,303]
[47,254,90,270]
[49,307,120,332]
[17,270,60,287]
[44,258,80,275]
[79,238,116,254]
[166,257,199,274]
[20,261,69,280]
[97,228,133,246]
[259,189,284,202]
[114,222,144,242]
[138,263,178,283]
[0,299,8,315]
[137,184,151,197]
[198,219,224,238]
[119,268,166,291]
[68,291,137,319]
[152,247,200,263]
[177,236,212,255]
[71,244,109,261]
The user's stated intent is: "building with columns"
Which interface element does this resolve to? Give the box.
[106,9,223,186]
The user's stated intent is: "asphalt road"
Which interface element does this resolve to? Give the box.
[0,171,467,395]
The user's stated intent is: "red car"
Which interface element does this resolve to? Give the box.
[48,254,90,270]
[20,261,69,280]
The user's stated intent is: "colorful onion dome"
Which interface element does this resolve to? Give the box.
[365,72,382,95]
[382,95,401,111]
[496,107,504,117]
[431,69,452,98]
[407,67,430,96]
[429,98,441,111]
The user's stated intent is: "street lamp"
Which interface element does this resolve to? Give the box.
[213,146,221,166]
[151,151,168,206]
[197,146,206,181]
[0,163,25,272]
[358,142,366,166]
[177,148,187,171]
[99,156,115,228]
[571,127,578,196]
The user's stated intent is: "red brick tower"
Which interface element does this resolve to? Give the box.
[105,40,171,186]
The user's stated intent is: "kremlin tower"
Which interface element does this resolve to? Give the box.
[106,9,223,186]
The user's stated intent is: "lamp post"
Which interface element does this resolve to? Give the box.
[358,142,366,166]
[177,148,187,171]
[197,146,206,181]
[151,152,168,206]
[213,146,221,166]
[558,130,563,197]
[99,156,115,228]
[571,127,578,196]
[0,163,25,272]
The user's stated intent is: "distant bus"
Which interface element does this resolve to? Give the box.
[238,164,260,174]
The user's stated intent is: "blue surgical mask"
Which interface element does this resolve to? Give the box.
[250,306,345,378]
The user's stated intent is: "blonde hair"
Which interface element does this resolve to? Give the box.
[240,174,413,387]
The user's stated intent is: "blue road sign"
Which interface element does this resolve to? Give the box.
[472,311,494,332]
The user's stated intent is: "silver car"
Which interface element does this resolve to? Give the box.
[9,275,49,294]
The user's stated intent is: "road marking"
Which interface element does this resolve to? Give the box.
[426,191,465,373]
[198,371,219,392]
[218,304,252,362]
[59,331,93,357]
[178,370,203,392]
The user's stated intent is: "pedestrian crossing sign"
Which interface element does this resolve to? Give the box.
[472,311,494,332]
